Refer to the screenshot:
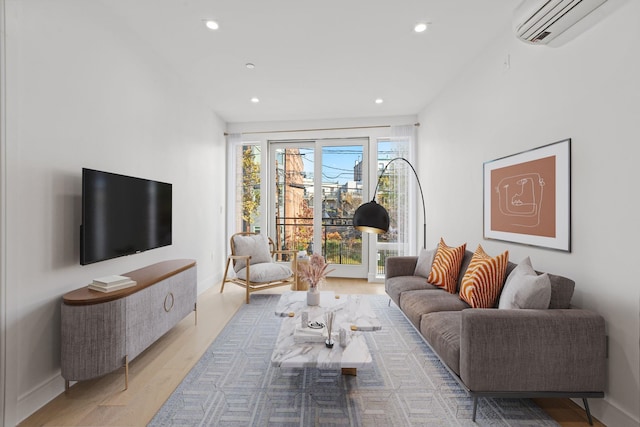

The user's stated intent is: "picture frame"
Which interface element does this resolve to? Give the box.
[483,139,571,252]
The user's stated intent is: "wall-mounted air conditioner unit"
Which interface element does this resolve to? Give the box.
[514,0,608,45]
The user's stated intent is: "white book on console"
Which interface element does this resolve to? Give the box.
[89,280,137,293]
[92,275,133,286]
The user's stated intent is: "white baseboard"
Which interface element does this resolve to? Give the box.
[573,397,640,427]
[197,272,220,295]
[17,372,65,425]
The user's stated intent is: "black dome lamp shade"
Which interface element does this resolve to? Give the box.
[353,200,390,234]
[352,157,426,249]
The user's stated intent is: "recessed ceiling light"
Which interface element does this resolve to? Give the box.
[205,20,219,30]
[375,98,384,104]
[414,22,428,33]
[245,63,255,69]
[251,97,260,103]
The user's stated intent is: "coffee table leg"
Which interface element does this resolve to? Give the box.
[341,368,357,376]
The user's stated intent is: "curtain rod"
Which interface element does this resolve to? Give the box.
[224,122,420,136]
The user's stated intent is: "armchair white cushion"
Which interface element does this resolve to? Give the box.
[232,233,273,272]
[236,263,294,283]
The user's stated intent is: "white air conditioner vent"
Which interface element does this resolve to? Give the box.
[514,0,607,45]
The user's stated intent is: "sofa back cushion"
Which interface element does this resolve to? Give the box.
[455,250,475,292]
[414,248,436,278]
[547,273,575,309]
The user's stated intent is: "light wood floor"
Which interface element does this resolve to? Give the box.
[20,278,603,426]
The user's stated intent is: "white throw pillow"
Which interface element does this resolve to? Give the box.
[498,257,552,309]
[232,234,273,273]
[414,248,436,278]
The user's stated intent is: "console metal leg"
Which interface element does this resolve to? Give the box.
[194,302,198,325]
[583,398,594,426]
[65,380,69,391]
[124,355,129,391]
[472,397,478,422]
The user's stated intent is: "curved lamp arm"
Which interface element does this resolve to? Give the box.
[352,157,426,249]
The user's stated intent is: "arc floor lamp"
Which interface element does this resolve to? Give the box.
[352,157,426,249]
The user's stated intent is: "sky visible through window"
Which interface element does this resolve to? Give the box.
[299,142,397,186]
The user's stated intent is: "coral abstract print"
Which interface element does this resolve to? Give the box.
[491,155,556,237]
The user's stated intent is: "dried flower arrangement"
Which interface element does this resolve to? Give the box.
[299,253,334,289]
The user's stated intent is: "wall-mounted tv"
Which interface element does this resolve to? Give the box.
[80,168,172,265]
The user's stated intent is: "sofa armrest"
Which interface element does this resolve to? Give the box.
[385,256,418,278]
[460,309,606,393]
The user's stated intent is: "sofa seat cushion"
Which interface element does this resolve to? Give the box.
[399,289,470,329]
[386,276,439,307]
[420,311,462,376]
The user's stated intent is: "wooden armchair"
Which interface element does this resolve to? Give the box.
[221,232,298,303]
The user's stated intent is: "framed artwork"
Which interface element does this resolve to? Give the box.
[483,139,571,252]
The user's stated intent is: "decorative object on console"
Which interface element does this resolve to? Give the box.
[88,275,136,293]
[483,138,571,252]
[352,157,427,249]
[459,245,509,308]
[298,253,333,306]
[427,238,467,293]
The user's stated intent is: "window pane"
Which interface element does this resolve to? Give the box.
[274,147,313,255]
[321,146,363,266]
[235,144,261,233]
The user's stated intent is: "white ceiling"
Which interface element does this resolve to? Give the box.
[105,0,515,123]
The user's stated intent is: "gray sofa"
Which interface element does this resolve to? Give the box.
[385,251,606,424]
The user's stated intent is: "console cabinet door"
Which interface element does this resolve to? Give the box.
[125,267,196,360]
[61,299,126,381]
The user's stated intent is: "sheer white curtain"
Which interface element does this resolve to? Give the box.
[372,124,417,279]
[225,133,244,247]
[390,125,417,257]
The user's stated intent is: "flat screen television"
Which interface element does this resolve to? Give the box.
[80,168,172,265]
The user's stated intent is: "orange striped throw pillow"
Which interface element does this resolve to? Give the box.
[427,238,467,293]
[459,245,509,308]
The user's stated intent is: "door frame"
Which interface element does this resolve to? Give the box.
[267,138,369,278]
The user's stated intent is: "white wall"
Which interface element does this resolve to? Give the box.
[3,1,227,424]
[418,2,640,426]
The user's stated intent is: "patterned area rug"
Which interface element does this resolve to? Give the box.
[150,294,558,426]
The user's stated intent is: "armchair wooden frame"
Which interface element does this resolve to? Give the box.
[221,232,298,303]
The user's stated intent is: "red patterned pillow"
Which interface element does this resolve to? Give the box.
[459,245,509,308]
[427,238,467,293]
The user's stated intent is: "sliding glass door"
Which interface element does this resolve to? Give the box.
[269,139,367,277]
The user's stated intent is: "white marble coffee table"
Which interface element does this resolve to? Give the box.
[271,291,381,375]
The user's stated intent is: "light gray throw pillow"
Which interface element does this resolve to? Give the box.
[232,234,273,273]
[414,248,436,278]
[498,256,551,309]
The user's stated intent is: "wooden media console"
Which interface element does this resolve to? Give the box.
[61,259,197,390]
